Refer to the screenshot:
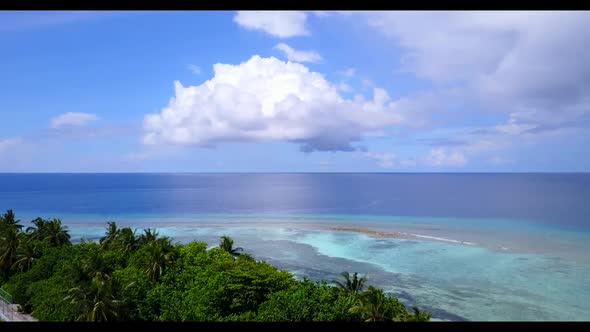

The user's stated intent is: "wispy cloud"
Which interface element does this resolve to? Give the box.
[426,148,467,167]
[233,11,309,38]
[337,68,356,78]
[51,112,99,129]
[0,138,21,154]
[187,64,201,75]
[359,151,416,169]
[273,43,322,63]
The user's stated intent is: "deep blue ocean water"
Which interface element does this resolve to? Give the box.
[1,173,589,321]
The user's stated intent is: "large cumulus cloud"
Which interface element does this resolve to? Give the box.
[143,55,405,152]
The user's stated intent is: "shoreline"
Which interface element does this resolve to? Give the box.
[67,219,482,249]
[324,226,477,246]
[58,216,590,262]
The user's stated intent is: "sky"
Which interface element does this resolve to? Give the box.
[1,10,589,172]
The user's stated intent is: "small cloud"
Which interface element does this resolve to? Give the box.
[0,138,21,153]
[338,68,356,78]
[51,112,99,128]
[361,79,375,90]
[362,151,396,169]
[489,156,513,165]
[273,43,322,63]
[317,160,331,166]
[187,64,201,75]
[337,82,353,93]
[234,11,309,38]
[426,148,467,166]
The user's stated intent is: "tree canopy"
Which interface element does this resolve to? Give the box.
[0,209,432,322]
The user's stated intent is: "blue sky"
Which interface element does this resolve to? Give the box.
[1,11,589,172]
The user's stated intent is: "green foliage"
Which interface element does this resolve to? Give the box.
[0,210,432,322]
[0,225,21,277]
[99,221,120,249]
[113,267,152,320]
[1,245,75,313]
[333,271,367,295]
[0,209,23,231]
[399,306,434,322]
[257,279,356,321]
[42,219,71,247]
[29,275,78,321]
[349,286,409,322]
[218,235,243,257]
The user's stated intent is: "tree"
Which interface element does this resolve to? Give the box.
[219,235,243,258]
[12,237,41,273]
[143,238,176,282]
[0,225,21,274]
[400,306,432,322]
[349,286,388,322]
[43,219,71,247]
[80,246,114,284]
[100,222,120,249]
[333,271,367,295]
[26,218,48,241]
[64,276,133,322]
[257,279,355,322]
[114,227,138,254]
[138,228,159,247]
[0,209,23,231]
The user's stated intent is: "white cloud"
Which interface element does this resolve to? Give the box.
[352,11,590,129]
[51,112,99,128]
[0,138,21,153]
[337,82,353,93]
[233,11,309,38]
[187,64,201,75]
[360,151,417,169]
[338,68,356,78]
[273,43,322,63]
[143,55,407,152]
[310,10,590,168]
[426,148,467,166]
[489,156,513,165]
[362,151,395,169]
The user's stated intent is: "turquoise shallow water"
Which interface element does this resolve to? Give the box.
[48,213,590,321]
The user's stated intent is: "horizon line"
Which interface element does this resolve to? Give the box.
[1,171,589,174]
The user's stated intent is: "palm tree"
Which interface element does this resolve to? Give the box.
[0,209,23,231]
[81,248,113,284]
[401,306,432,322]
[0,226,21,274]
[333,271,367,295]
[114,227,138,254]
[218,235,243,257]
[137,228,159,246]
[26,217,48,240]
[12,238,41,272]
[43,218,71,247]
[349,286,388,322]
[143,237,176,282]
[64,276,133,322]
[100,222,120,248]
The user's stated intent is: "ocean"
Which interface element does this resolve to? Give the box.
[1,173,589,321]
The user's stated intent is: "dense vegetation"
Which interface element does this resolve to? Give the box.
[0,209,431,322]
